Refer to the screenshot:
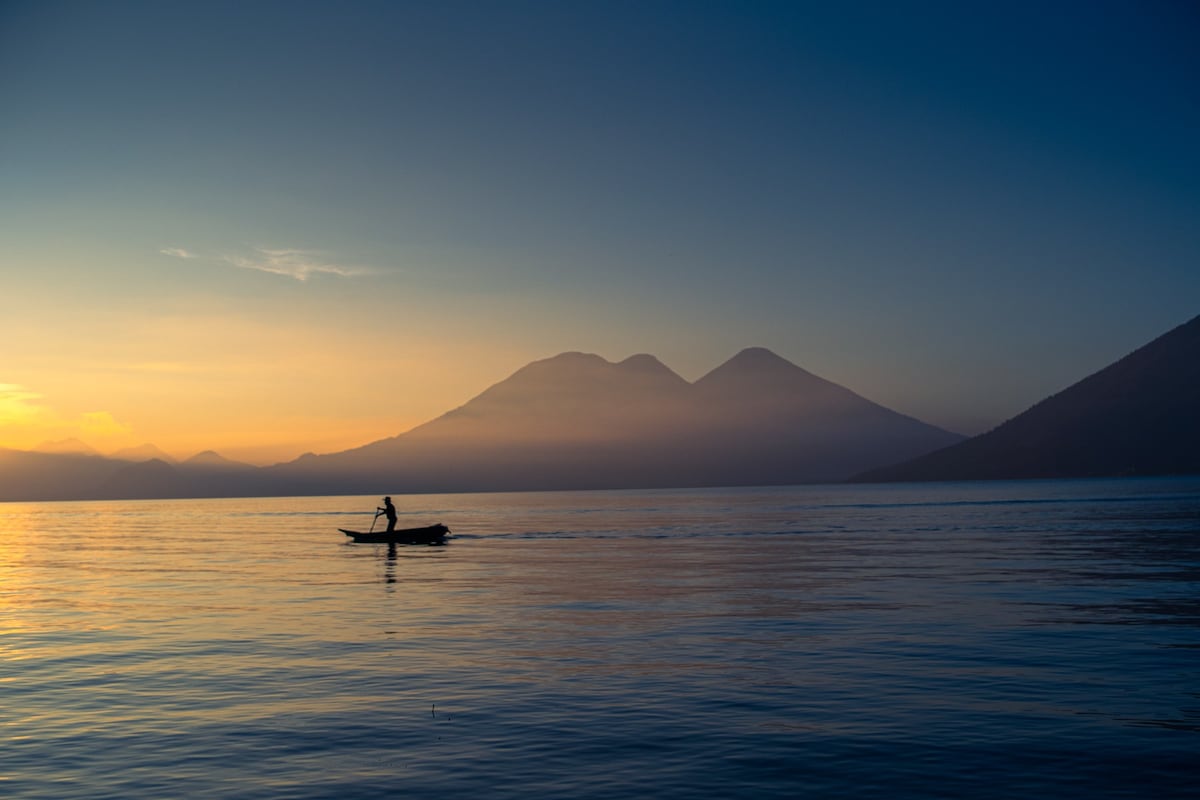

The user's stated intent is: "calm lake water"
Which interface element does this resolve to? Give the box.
[2,478,1198,798]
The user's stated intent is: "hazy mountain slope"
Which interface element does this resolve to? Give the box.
[96,458,191,500]
[182,450,253,470]
[262,352,699,493]
[854,314,1200,482]
[0,448,123,501]
[111,443,177,463]
[686,348,965,483]
[0,447,261,502]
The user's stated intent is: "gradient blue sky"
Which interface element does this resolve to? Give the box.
[1,0,1197,462]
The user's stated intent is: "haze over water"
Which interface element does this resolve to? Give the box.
[3,478,1197,798]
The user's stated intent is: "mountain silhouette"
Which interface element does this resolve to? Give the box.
[0,442,260,501]
[0,347,970,501]
[111,443,177,463]
[0,448,118,501]
[684,347,969,485]
[183,450,252,470]
[97,458,190,499]
[263,348,963,494]
[854,314,1200,482]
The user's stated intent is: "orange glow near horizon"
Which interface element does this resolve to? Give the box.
[0,374,470,465]
[0,310,533,464]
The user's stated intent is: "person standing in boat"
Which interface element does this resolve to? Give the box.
[378,496,397,533]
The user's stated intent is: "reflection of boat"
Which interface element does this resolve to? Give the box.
[339,524,450,544]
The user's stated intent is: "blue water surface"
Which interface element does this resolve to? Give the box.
[1,478,1197,798]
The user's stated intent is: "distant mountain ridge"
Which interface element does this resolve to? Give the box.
[260,347,963,495]
[0,446,258,502]
[111,443,177,463]
[854,314,1200,482]
[0,348,967,500]
[29,323,1200,502]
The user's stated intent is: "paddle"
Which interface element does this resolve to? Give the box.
[368,509,383,535]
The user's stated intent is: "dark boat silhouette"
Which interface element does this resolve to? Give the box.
[339,523,450,544]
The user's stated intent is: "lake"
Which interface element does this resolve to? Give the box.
[2,478,1197,798]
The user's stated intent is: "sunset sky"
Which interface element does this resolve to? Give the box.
[2,1,1197,464]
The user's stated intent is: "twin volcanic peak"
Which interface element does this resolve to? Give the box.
[266,347,964,494]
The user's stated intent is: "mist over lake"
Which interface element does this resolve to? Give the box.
[3,478,1197,798]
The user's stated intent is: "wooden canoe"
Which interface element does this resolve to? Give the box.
[339,523,450,544]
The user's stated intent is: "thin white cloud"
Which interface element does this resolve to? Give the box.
[160,247,199,259]
[224,247,369,281]
[158,244,370,281]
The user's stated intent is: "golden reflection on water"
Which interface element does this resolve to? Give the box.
[0,503,39,660]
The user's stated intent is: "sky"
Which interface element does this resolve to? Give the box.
[1,0,1197,464]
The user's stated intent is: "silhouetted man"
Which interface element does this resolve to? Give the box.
[378,496,397,532]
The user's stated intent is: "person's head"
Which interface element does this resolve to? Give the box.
[383,496,391,503]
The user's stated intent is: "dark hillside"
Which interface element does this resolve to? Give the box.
[854,314,1200,481]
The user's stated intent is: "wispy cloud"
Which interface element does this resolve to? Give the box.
[224,247,369,281]
[159,244,369,282]
[80,410,133,436]
[159,247,199,259]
